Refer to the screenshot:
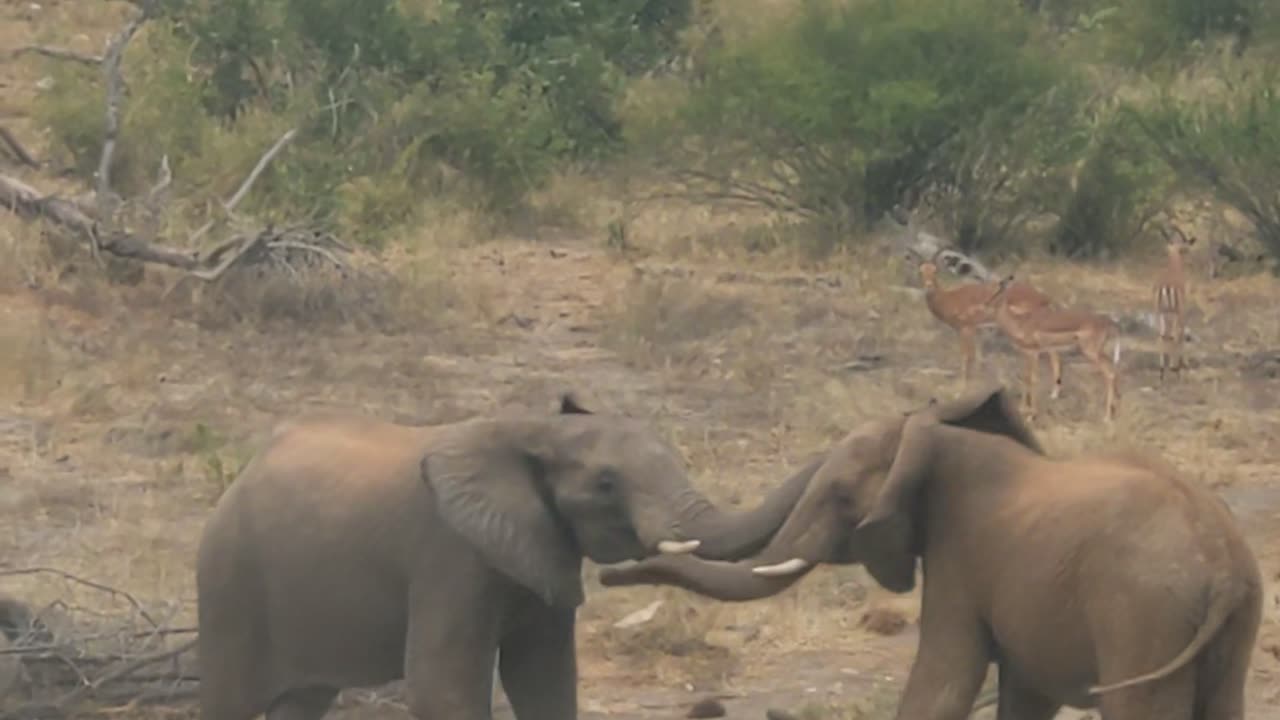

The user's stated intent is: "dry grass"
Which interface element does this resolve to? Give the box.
[4,192,1280,719]
[10,186,1278,716]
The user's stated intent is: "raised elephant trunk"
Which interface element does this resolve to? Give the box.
[673,455,823,561]
[601,467,845,602]
[599,553,815,602]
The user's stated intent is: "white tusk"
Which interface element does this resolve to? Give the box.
[657,539,701,555]
[752,558,810,576]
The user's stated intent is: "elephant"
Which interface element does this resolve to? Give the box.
[598,385,1263,720]
[196,394,819,720]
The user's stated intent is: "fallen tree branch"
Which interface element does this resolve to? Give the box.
[886,208,995,282]
[0,569,161,631]
[0,126,40,168]
[188,127,298,245]
[0,573,200,719]
[4,45,102,66]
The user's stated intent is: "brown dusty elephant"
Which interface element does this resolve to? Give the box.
[598,385,1263,720]
[196,395,818,720]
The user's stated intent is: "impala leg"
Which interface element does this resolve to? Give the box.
[1048,350,1063,400]
[959,327,977,389]
[1171,312,1185,377]
[1083,344,1118,422]
[1158,311,1171,382]
[1022,351,1039,421]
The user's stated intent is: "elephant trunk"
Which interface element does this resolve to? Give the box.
[673,456,822,561]
[602,485,843,602]
[598,554,815,602]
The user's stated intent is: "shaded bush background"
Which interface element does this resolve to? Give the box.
[28,0,1280,264]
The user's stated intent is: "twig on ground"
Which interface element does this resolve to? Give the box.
[0,576,200,720]
[5,46,102,66]
[0,569,160,631]
[0,126,40,168]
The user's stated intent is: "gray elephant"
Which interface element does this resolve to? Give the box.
[599,386,1262,720]
[196,395,817,720]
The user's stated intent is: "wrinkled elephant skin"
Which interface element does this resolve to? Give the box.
[600,385,1263,720]
[196,396,811,720]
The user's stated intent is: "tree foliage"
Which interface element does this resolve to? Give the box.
[27,0,1280,259]
[630,0,1075,247]
[36,0,693,240]
[1129,72,1280,263]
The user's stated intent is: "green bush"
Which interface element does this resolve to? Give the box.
[1128,71,1280,264]
[629,0,1075,240]
[36,0,695,241]
[1107,0,1257,66]
[1053,114,1172,259]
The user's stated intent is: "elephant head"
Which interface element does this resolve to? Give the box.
[597,384,1043,600]
[423,395,818,608]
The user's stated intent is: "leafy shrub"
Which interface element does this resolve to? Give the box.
[36,0,696,241]
[628,0,1076,242]
[1128,70,1280,264]
[1052,113,1173,258]
[1107,0,1257,66]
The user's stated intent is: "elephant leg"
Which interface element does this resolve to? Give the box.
[994,664,1058,720]
[265,687,339,720]
[891,616,989,719]
[1194,593,1260,720]
[403,579,502,720]
[498,607,577,720]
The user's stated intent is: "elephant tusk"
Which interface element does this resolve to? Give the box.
[657,539,701,555]
[752,558,810,576]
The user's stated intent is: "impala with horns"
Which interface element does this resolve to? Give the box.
[918,259,1055,389]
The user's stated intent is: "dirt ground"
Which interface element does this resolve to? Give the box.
[1,233,1279,719]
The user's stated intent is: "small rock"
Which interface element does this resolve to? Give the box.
[765,709,799,720]
[686,697,725,718]
[860,606,908,636]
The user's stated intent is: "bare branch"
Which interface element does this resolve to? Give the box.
[189,127,298,245]
[0,125,40,168]
[5,45,103,65]
[95,5,154,217]
[0,569,161,630]
[222,128,298,212]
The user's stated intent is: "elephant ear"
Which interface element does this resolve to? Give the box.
[854,384,1040,593]
[422,421,584,608]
